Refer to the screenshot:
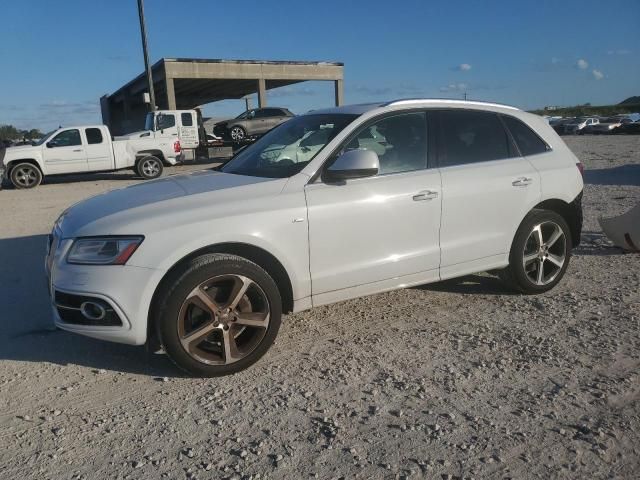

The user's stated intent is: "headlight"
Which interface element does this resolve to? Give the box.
[67,236,144,265]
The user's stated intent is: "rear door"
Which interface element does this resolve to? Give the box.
[436,109,541,278]
[85,127,112,171]
[253,109,272,134]
[178,111,199,148]
[42,129,87,174]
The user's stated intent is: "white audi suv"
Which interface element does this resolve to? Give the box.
[47,99,584,376]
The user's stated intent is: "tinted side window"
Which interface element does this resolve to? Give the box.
[181,112,193,126]
[345,112,427,175]
[158,114,175,130]
[438,110,512,167]
[85,128,103,144]
[501,115,548,156]
[50,129,81,147]
[255,109,276,118]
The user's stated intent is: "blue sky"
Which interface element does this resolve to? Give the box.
[1,0,638,130]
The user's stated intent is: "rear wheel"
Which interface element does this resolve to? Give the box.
[136,156,163,180]
[10,162,42,189]
[155,254,282,376]
[499,209,571,294]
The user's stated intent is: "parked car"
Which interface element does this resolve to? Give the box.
[47,99,583,376]
[213,108,294,142]
[584,116,632,134]
[613,120,640,135]
[565,117,599,134]
[549,117,575,135]
[1,125,183,189]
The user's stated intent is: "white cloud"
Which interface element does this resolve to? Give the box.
[576,59,589,70]
[592,69,604,80]
[459,63,472,71]
[440,83,468,92]
[607,49,631,55]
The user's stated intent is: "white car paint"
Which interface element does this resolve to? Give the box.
[1,125,182,180]
[121,110,201,151]
[46,99,584,346]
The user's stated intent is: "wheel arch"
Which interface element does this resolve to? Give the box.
[135,150,166,164]
[147,242,294,349]
[6,158,44,175]
[532,197,582,248]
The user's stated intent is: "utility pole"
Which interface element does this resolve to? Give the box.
[463,91,468,101]
[137,0,156,111]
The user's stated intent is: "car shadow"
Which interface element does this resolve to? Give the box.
[0,234,182,377]
[584,164,640,187]
[413,274,520,296]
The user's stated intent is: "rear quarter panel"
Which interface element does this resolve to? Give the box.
[518,113,584,204]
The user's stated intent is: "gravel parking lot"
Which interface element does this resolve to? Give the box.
[0,136,638,479]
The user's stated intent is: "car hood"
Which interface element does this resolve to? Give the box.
[57,170,286,237]
[2,144,39,164]
[115,130,152,139]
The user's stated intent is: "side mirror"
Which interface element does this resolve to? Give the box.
[46,141,54,148]
[325,149,379,182]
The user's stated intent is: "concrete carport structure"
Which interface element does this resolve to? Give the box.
[100,58,345,135]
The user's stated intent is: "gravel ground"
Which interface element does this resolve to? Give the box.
[0,136,638,480]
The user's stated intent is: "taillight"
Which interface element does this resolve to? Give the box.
[174,140,181,153]
[576,162,585,177]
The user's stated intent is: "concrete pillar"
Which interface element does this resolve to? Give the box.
[257,78,267,107]
[166,77,176,110]
[334,79,344,106]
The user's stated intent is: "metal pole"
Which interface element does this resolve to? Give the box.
[137,0,156,110]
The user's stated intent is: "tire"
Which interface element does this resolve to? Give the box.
[155,254,282,377]
[136,156,163,180]
[229,126,246,143]
[10,162,42,189]
[498,209,572,294]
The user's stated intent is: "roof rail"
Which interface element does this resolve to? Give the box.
[382,98,520,111]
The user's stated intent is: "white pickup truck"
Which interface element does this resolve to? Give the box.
[0,125,183,189]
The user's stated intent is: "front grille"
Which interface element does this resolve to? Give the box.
[54,291,122,326]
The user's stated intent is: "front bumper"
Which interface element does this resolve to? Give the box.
[46,236,163,345]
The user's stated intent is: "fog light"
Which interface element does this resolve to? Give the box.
[80,301,107,321]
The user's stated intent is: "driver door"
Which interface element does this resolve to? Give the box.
[42,129,87,174]
[305,111,442,305]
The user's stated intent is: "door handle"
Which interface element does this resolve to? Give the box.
[512,177,533,187]
[73,149,83,152]
[413,190,439,201]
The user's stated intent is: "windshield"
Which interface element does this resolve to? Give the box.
[144,112,155,131]
[235,111,250,119]
[33,130,56,146]
[221,113,358,178]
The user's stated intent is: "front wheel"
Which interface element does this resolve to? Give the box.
[155,254,282,377]
[499,209,572,294]
[229,126,246,142]
[136,156,163,180]
[10,162,42,189]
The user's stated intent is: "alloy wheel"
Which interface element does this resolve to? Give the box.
[141,158,160,177]
[522,221,566,286]
[177,274,270,365]
[14,166,39,187]
[230,127,245,141]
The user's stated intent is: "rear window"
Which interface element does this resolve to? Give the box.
[85,128,103,145]
[181,113,193,126]
[501,115,548,156]
[437,110,513,167]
